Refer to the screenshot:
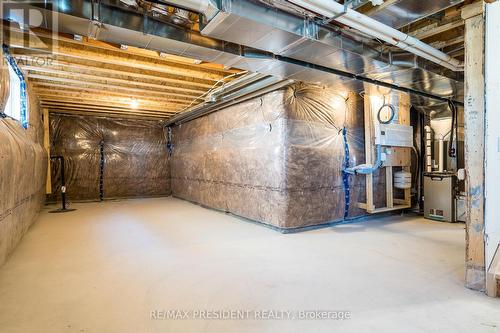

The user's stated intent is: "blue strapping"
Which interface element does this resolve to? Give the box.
[2,44,28,128]
[167,127,174,157]
[341,127,351,219]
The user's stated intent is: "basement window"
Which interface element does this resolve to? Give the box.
[2,45,28,128]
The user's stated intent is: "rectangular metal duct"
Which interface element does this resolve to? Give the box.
[200,0,463,100]
[3,0,462,111]
[366,0,464,29]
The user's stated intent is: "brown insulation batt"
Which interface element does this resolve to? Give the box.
[48,114,171,202]
[0,80,46,266]
[172,83,386,230]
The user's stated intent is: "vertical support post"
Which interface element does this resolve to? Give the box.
[43,108,52,194]
[398,92,412,206]
[364,87,375,212]
[386,166,393,208]
[462,2,486,291]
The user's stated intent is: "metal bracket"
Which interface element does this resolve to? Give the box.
[321,0,369,25]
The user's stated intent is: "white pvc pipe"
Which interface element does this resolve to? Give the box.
[438,138,444,172]
[287,0,464,71]
[165,0,463,71]
[424,125,432,172]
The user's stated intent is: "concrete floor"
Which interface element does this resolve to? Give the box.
[0,197,498,333]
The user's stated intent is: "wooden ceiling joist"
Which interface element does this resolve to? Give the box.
[27,74,201,99]
[21,57,216,89]
[31,82,195,101]
[33,86,192,104]
[41,101,176,115]
[5,23,241,119]
[35,93,189,110]
[25,68,207,95]
[40,98,180,113]
[22,63,212,93]
[17,25,238,73]
[48,108,169,120]
[7,30,232,81]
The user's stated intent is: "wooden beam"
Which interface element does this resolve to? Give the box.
[40,99,180,113]
[38,95,183,111]
[6,29,232,81]
[28,78,199,99]
[22,25,240,74]
[364,85,375,212]
[34,89,191,106]
[410,19,464,40]
[25,68,207,95]
[49,108,169,120]
[18,57,215,89]
[33,85,193,104]
[430,36,465,50]
[386,166,393,208]
[462,2,486,291]
[44,104,176,116]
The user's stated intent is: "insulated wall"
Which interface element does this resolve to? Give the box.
[172,83,386,230]
[48,114,171,202]
[0,70,47,265]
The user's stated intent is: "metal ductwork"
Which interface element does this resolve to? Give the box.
[286,0,463,71]
[2,0,463,113]
[164,0,463,71]
[366,0,464,29]
[165,74,293,125]
[197,0,462,100]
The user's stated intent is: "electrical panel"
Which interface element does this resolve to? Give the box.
[377,123,413,148]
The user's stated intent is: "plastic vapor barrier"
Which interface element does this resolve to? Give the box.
[172,83,386,230]
[48,114,171,202]
[0,77,46,266]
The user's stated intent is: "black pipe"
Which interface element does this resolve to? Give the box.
[49,156,76,213]
[99,140,105,201]
[50,156,67,209]
[276,55,464,106]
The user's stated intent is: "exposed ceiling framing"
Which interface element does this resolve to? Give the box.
[356,0,480,60]
[4,25,242,119]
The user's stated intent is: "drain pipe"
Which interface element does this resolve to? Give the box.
[424,125,433,172]
[285,0,464,71]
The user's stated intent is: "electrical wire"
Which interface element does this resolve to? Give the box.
[178,71,248,113]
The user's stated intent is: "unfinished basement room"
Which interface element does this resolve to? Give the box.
[1,0,500,332]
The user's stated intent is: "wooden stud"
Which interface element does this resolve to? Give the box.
[462,1,486,291]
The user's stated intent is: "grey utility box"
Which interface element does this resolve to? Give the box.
[424,172,456,222]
